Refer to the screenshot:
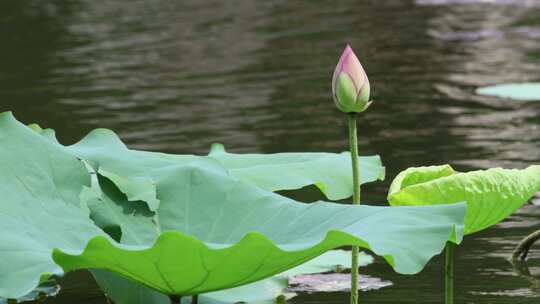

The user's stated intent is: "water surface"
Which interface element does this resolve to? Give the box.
[1,0,539,303]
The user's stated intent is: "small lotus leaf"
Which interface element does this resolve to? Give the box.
[388,164,540,234]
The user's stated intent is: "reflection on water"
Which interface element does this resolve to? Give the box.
[417,0,540,6]
[0,0,540,303]
[424,0,540,168]
[511,261,540,296]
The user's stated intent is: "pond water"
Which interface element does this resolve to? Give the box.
[1,0,540,303]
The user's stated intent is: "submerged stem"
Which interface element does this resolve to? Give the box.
[169,295,181,304]
[347,113,361,304]
[445,242,455,304]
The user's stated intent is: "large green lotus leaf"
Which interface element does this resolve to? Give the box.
[53,159,465,294]
[0,112,108,298]
[84,162,374,303]
[476,83,540,101]
[0,112,465,298]
[92,250,373,304]
[81,166,375,304]
[65,128,383,205]
[388,165,540,235]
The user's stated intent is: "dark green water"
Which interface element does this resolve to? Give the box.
[1,0,540,303]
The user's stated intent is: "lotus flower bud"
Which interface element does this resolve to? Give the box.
[332,45,371,113]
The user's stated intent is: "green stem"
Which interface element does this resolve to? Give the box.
[347,113,361,304]
[511,228,540,261]
[445,242,455,304]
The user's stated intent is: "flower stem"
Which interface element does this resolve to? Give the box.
[445,242,455,304]
[347,113,361,304]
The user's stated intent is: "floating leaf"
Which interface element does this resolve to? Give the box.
[476,83,540,101]
[388,165,540,234]
[0,112,466,299]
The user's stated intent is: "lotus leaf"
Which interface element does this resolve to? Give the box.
[60,129,385,207]
[388,165,540,234]
[206,143,385,200]
[476,83,540,101]
[92,250,373,304]
[0,112,466,299]
[0,112,108,298]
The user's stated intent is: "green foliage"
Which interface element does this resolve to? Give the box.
[65,128,384,204]
[207,143,385,200]
[388,165,540,234]
[92,250,373,304]
[0,113,108,299]
[0,112,466,298]
[54,168,465,295]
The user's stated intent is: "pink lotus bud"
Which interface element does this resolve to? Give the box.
[332,45,371,113]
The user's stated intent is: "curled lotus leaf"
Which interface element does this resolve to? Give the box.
[388,164,540,235]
